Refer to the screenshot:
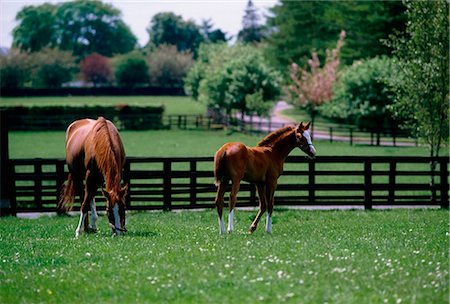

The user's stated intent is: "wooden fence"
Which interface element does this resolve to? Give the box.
[3,156,448,215]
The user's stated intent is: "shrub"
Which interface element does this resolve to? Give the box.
[0,49,31,88]
[29,48,76,88]
[80,53,113,86]
[114,52,149,87]
[147,44,194,88]
[320,56,398,131]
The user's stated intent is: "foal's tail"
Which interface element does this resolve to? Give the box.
[214,149,227,187]
[58,173,76,212]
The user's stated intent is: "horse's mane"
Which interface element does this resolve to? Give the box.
[92,117,123,190]
[257,125,295,147]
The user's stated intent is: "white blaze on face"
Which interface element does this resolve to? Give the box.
[303,130,316,156]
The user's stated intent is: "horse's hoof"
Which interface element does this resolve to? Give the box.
[87,227,97,233]
[248,226,256,234]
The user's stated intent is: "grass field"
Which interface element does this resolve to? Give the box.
[0,209,448,303]
[9,129,435,159]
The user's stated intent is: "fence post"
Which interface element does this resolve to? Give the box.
[0,110,14,216]
[440,159,449,209]
[349,128,353,146]
[388,161,396,204]
[308,160,315,205]
[123,160,131,210]
[163,159,172,211]
[190,160,197,206]
[55,160,65,214]
[34,161,43,210]
[364,160,372,210]
[250,184,257,206]
[329,127,333,143]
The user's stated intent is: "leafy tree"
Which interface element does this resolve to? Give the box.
[386,0,448,158]
[266,0,406,70]
[80,53,113,86]
[147,12,204,54]
[12,4,56,52]
[147,44,194,88]
[30,48,76,88]
[289,31,345,136]
[320,56,398,144]
[114,52,149,87]
[0,49,31,88]
[12,1,137,58]
[237,0,265,43]
[187,44,281,118]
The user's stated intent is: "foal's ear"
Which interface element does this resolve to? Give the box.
[298,122,311,131]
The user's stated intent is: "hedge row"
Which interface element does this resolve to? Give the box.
[1,105,165,130]
[1,86,185,97]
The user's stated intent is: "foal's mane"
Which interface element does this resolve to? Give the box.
[257,125,295,147]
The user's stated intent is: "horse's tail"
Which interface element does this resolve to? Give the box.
[58,173,75,212]
[214,149,227,187]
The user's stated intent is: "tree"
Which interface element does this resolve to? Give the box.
[186,44,281,119]
[320,56,399,144]
[80,53,113,86]
[12,4,56,52]
[114,53,149,87]
[200,19,229,43]
[147,45,194,88]
[12,1,137,58]
[237,0,265,43]
[386,0,448,158]
[0,49,31,88]
[266,1,406,70]
[30,48,76,88]
[147,12,204,54]
[289,31,345,137]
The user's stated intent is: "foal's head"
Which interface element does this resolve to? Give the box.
[103,184,128,235]
[295,122,317,158]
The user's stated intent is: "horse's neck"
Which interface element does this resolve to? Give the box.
[271,133,296,161]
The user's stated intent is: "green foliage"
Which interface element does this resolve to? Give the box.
[114,53,150,87]
[147,45,194,88]
[12,1,137,58]
[186,44,281,115]
[29,48,76,88]
[386,0,449,157]
[147,12,204,54]
[0,49,31,88]
[0,210,447,303]
[265,0,406,70]
[320,56,397,131]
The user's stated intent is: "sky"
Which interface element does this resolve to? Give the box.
[0,0,278,48]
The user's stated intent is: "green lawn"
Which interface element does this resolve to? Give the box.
[9,129,434,159]
[0,209,448,303]
[0,96,207,116]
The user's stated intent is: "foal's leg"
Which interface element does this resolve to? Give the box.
[249,183,267,233]
[265,183,276,234]
[227,179,240,233]
[215,181,227,235]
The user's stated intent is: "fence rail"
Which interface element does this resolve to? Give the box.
[3,156,448,215]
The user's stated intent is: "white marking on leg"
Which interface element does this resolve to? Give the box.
[266,213,272,234]
[113,204,121,236]
[218,216,226,235]
[227,209,234,233]
[89,198,98,231]
[75,212,87,238]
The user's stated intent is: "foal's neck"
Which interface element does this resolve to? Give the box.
[271,131,297,161]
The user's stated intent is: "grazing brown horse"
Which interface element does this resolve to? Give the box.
[214,122,316,234]
[59,117,128,238]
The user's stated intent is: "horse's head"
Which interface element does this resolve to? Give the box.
[103,184,128,236]
[295,122,317,159]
